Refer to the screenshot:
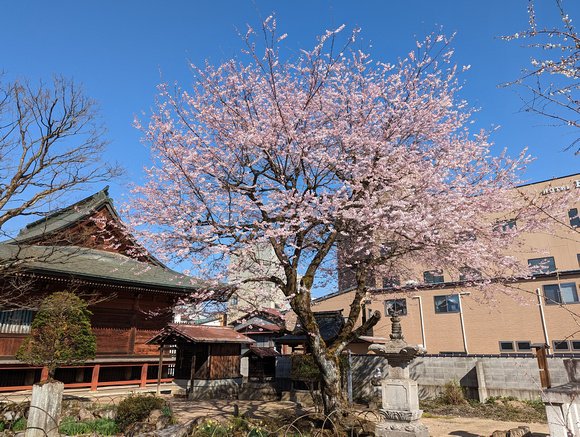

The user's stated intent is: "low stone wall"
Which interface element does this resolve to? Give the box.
[275,354,570,401]
[171,378,242,399]
[411,355,568,401]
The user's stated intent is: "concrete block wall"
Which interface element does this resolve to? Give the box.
[275,354,570,401]
[349,354,388,399]
[410,355,569,400]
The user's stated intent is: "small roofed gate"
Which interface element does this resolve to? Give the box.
[146,324,253,386]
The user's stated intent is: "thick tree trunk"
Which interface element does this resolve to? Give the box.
[316,353,347,416]
[292,291,347,416]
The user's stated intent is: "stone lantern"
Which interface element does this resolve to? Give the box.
[369,313,429,437]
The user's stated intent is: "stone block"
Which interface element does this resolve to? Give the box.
[381,379,420,411]
[238,382,279,401]
[375,421,429,437]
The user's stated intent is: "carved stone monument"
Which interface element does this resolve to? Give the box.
[369,314,429,437]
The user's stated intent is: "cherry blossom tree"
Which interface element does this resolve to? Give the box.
[502,0,580,155]
[130,18,551,415]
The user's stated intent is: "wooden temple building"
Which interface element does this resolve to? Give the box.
[0,187,222,392]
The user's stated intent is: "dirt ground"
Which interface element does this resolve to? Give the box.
[420,415,548,436]
[0,385,550,437]
[169,399,550,437]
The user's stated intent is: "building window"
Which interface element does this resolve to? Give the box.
[578,254,580,268]
[494,219,517,232]
[0,309,34,334]
[544,283,579,305]
[571,340,580,351]
[424,270,444,284]
[499,341,515,352]
[459,267,482,281]
[382,277,400,288]
[434,295,460,313]
[516,341,532,352]
[528,257,556,275]
[569,208,580,228]
[553,340,570,351]
[457,232,477,242]
[385,298,407,316]
[230,296,238,306]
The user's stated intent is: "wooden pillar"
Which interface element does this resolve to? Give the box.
[140,363,149,388]
[207,344,212,379]
[40,367,49,382]
[90,365,100,391]
[534,344,551,388]
[129,327,136,355]
[156,346,164,395]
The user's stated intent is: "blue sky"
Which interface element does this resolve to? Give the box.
[2,0,579,227]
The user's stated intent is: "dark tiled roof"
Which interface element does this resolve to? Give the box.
[14,187,113,241]
[9,186,162,265]
[1,187,229,298]
[242,347,281,358]
[146,323,254,345]
[0,244,214,296]
[276,310,344,345]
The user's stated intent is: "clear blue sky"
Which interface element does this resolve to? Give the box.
[2,0,579,221]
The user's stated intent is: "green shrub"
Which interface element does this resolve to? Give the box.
[115,394,165,430]
[93,418,120,435]
[468,398,480,407]
[525,396,545,411]
[12,417,26,431]
[59,418,93,435]
[59,417,120,436]
[15,292,97,380]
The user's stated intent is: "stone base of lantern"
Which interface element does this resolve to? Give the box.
[375,420,430,437]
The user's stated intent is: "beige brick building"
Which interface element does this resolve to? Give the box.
[314,173,580,355]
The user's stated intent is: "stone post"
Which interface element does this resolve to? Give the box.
[26,381,63,437]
